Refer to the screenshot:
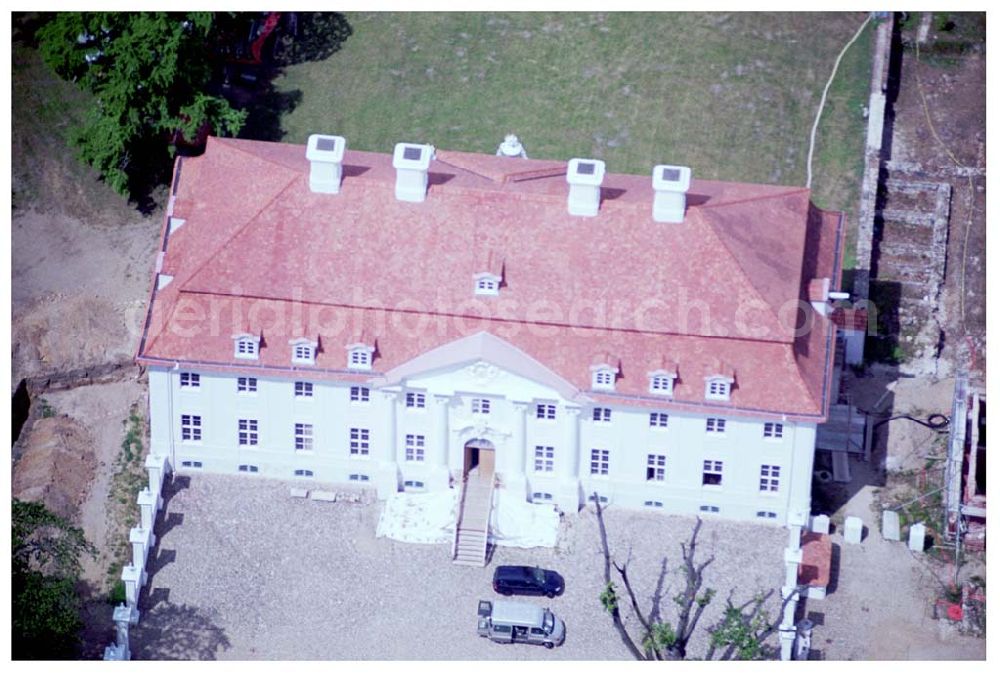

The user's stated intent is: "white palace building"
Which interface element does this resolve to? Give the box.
[137,134,845,551]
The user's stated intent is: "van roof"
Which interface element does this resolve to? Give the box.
[491,600,545,627]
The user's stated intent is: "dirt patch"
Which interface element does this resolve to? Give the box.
[874,13,986,378]
[11,208,159,385]
[12,414,97,522]
[35,380,149,585]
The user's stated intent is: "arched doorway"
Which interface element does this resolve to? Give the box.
[464,438,496,480]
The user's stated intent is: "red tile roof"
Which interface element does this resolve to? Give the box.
[137,136,844,421]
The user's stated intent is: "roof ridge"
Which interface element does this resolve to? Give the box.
[210,136,306,174]
[694,186,811,210]
[695,207,790,340]
[176,170,300,293]
[168,287,798,345]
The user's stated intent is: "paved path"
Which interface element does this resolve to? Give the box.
[129,473,787,660]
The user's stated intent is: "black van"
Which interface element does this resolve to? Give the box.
[492,565,565,598]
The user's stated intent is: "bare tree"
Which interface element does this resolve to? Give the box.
[593,494,787,660]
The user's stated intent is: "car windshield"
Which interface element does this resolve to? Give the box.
[532,567,546,584]
[543,611,554,633]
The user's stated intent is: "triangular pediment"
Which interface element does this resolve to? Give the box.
[376,331,584,402]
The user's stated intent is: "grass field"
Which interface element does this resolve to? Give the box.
[274,11,872,260]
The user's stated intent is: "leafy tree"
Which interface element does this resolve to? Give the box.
[12,499,96,660]
[37,12,246,200]
[592,494,786,660]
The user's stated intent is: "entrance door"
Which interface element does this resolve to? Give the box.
[464,438,496,480]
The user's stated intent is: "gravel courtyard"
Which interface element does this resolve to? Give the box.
[130,473,786,660]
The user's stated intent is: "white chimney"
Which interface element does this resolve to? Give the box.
[651,164,691,223]
[566,158,606,217]
[305,134,346,194]
[392,142,435,203]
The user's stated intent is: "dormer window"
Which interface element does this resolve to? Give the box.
[649,376,673,395]
[593,369,614,389]
[703,361,735,402]
[290,338,317,365]
[705,377,732,401]
[647,369,677,396]
[348,347,373,370]
[474,273,501,296]
[233,334,260,360]
[591,367,616,391]
[590,352,619,392]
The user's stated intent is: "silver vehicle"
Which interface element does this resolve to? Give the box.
[476,599,566,649]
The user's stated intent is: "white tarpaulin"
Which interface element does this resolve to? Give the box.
[376,488,560,548]
[376,490,458,544]
[489,490,560,548]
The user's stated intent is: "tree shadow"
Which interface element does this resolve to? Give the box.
[129,602,232,660]
[223,12,353,144]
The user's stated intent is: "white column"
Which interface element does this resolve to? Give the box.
[433,395,450,467]
[510,402,529,475]
[137,489,157,547]
[374,391,399,499]
[129,527,148,587]
[554,406,582,513]
[383,391,398,462]
[113,604,132,660]
[145,454,166,509]
[562,406,582,479]
[121,565,141,625]
[505,402,530,499]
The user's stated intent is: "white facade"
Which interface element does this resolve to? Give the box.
[149,341,816,526]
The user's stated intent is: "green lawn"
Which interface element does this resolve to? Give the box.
[274,11,872,256]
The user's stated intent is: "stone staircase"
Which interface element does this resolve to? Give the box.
[452,475,494,567]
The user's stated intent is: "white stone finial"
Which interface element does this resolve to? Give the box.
[497,134,527,159]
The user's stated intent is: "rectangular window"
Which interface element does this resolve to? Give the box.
[179,372,200,388]
[649,412,669,428]
[588,493,609,504]
[293,343,314,363]
[406,392,426,409]
[237,377,257,394]
[759,465,781,492]
[181,460,203,468]
[644,500,664,508]
[699,504,720,514]
[238,418,259,446]
[405,434,425,462]
[590,449,610,476]
[350,427,370,456]
[238,464,259,473]
[295,423,314,452]
[706,417,726,434]
[471,398,491,415]
[707,380,730,399]
[294,469,314,478]
[235,338,258,359]
[649,376,673,395]
[592,407,611,423]
[532,492,554,502]
[756,511,778,519]
[646,454,666,481]
[349,473,371,482]
[536,403,556,420]
[294,381,314,398]
[593,370,614,388]
[702,460,723,486]
[533,445,555,472]
[404,480,426,491]
[350,386,370,403]
[349,349,371,369]
[764,422,784,439]
[180,414,202,442]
